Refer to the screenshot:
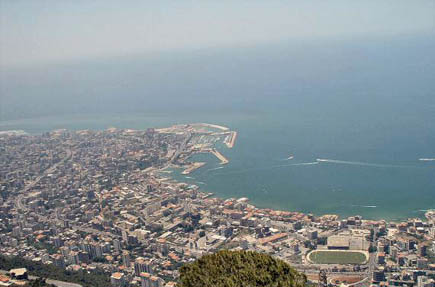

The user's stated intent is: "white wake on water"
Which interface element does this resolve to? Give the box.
[316,158,410,168]
[212,161,320,176]
[290,162,319,166]
[206,166,225,172]
[351,204,378,208]
[272,162,319,168]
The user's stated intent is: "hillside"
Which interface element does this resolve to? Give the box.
[0,255,109,287]
[178,250,307,287]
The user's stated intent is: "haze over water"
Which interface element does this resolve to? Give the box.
[1,1,435,220]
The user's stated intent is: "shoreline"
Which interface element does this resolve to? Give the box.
[3,122,431,221]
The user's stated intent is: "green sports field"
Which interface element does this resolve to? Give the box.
[308,250,367,264]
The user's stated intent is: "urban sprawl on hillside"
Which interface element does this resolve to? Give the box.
[0,124,434,287]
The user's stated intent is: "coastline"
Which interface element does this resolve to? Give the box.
[169,166,433,223]
[161,123,432,222]
[2,125,433,285]
[2,119,434,221]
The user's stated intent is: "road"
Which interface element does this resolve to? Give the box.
[16,148,72,211]
[0,271,82,287]
[28,275,82,287]
[46,278,83,287]
[364,252,377,287]
[170,133,192,163]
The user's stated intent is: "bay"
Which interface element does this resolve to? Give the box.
[1,35,434,220]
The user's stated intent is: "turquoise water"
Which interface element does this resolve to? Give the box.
[172,113,435,221]
[1,35,435,220]
[1,111,434,221]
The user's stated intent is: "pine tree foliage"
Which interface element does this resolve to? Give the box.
[178,250,307,287]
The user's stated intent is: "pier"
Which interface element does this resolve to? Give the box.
[182,162,206,174]
[210,148,229,165]
[225,131,237,148]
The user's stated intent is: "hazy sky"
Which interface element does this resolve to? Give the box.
[1,0,434,68]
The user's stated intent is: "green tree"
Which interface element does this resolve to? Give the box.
[178,250,307,287]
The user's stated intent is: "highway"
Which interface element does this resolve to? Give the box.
[45,278,83,287]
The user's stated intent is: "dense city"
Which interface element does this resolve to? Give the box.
[0,124,434,287]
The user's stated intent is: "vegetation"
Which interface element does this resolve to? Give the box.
[427,249,435,264]
[308,250,367,265]
[26,237,58,255]
[25,278,56,287]
[0,254,110,287]
[178,250,307,287]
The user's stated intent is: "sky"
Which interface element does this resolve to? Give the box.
[1,0,434,68]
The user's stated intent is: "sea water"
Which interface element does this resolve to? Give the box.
[1,35,434,220]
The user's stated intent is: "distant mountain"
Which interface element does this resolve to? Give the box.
[178,250,307,287]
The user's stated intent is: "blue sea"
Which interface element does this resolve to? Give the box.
[1,35,434,220]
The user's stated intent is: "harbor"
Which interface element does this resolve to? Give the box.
[209,148,229,165]
[182,162,206,175]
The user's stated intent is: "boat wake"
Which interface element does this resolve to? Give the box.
[213,162,320,176]
[352,204,378,208]
[273,162,319,168]
[316,158,410,168]
[207,166,225,172]
[289,162,319,166]
[419,158,435,161]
